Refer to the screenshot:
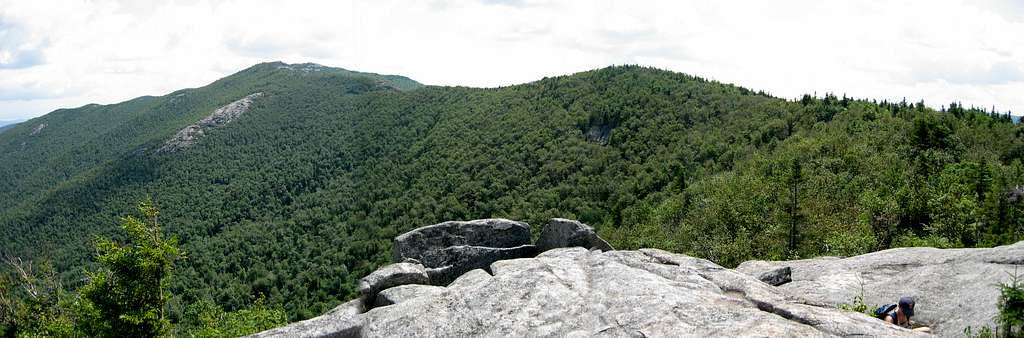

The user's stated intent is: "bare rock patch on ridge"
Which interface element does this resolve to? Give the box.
[158,92,262,153]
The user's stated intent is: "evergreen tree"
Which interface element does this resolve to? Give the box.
[997,271,1024,337]
[785,157,805,254]
[79,198,182,337]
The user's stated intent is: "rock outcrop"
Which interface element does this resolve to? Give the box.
[357,248,921,337]
[250,218,970,338]
[392,218,531,262]
[756,266,793,286]
[392,218,535,285]
[157,92,262,153]
[252,247,924,337]
[736,241,1024,337]
[421,244,538,285]
[357,262,429,301]
[248,298,364,338]
[536,218,614,252]
[374,284,444,307]
[29,123,46,136]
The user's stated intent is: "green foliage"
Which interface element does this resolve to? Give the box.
[78,198,182,337]
[837,280,876,317]
[177,295,287,338]
[604,95,1024,267]
[784,156,806,254]
[961,268,1024,338]
[837,294,872,316]
[998,269,1024,337]
[926,162,985,246]
[965,325,997,338]
[0,258,78,337]
[2,200,277,337]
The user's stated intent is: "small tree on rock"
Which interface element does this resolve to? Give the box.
[998,269,1024,337]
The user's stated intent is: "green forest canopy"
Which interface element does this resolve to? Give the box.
[0,62,1021,322]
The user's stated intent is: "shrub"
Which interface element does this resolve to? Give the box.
[997,269,1024,337]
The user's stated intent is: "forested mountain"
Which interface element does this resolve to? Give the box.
[0,121,20,134]
[1,62,1021,323]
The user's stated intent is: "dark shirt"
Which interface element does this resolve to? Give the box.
[886,312,911,328]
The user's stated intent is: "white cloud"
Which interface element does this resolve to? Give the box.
[0,0,1022,121]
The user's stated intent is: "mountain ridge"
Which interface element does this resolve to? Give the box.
[0,62,421,212]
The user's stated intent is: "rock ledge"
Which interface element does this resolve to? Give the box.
[249,219,953,337]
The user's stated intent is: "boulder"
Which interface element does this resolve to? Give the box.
[322,296,367,317]
[446,268,492,289]
[374,284,446,307]
[736,241,1024,337]
[422,245,538,285]
[756,266,792,286]
[535,218,614,252]
[355,248,923,337]
[247,297,364,338]
[392,219,531,263]
[358,262,429,300]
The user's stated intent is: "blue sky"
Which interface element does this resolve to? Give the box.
[1,0,1023,121]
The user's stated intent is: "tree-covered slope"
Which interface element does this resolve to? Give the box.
[0,62,418,215]
[0,63,1021,322]
[0,123,17,134]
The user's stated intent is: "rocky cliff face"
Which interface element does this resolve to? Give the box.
[29,123,46,136]
[250,218,1016,337]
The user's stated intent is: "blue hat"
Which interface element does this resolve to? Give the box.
[899,296,915,317]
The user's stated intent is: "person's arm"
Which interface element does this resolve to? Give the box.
[884,315,895,324]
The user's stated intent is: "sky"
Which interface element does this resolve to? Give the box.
[1,0,1023,122]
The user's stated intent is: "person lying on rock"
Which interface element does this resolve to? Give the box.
[875,296,930,332]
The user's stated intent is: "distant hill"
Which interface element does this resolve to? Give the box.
[0,119,23,134]
[0,62,1021,322]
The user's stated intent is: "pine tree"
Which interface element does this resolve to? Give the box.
[786,157,805,254]
[79,198,182,337]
